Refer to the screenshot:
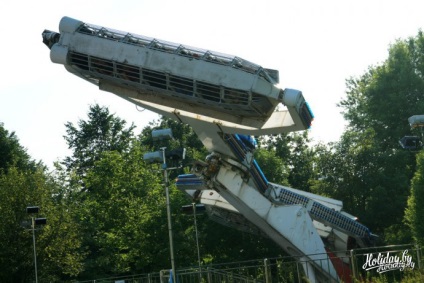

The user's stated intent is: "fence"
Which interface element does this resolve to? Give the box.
[75,244,422,283]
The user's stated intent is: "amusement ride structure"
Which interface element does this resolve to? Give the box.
[42,17,376,282]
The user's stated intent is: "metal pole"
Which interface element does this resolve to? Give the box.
[350,249,357,281]
[31,217,38,283]
[264,258,270,283]
[162,147,176,283]
[416,243,422,270]
[193,203,202,281]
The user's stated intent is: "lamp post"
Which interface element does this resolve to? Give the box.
[143,128,185,283]
[26,206,47,283]
[192,202,201,273]
[161,146,177,283]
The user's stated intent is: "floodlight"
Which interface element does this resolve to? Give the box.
[166,148,186,161]
[143,151,164,164]
[399,136,422,150]
[26,206,40,214]
[196,204,206,213]
[181,204,206,215]
[34,218,47,225]
[152,128,173,141]
[408,115,424,128]
[26,206,46,283]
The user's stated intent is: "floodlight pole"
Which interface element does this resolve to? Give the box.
[192,202,202,280]
[161,147,177,283]
[31,217,38,283]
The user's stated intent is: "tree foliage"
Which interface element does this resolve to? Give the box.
[136,117,285,265]
[74,148,171,278]
[4,28,424,281]
[311,129,412,242]
[62,104,135,185]
[405,150,424,246]
[58,104,163,278]
[258,131,315,190]
[315,31,424,243]
[0,123,36,173]
[340,31,424,148]
[139,117,207,174]
[0,123,83,282]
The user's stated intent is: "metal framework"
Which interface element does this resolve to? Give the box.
[43,17,374,283]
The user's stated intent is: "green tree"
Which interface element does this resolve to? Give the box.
[62,104,135,186]
[0,126,83,282]
[314,31,424,243]
[59,104,145,278]
[259,131,315,191]
[0,123,37,172]
[140,117,207,175]
[340,31,424,147]
[405,150,424,246]
[74,146,172,278]
[141,117,286,266]
[60,106,201,279]
[254,147,289,185]
[311,129,412,243]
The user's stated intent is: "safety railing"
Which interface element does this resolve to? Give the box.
[74,244,422,283]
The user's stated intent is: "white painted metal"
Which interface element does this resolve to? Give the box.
[41,17,370,282]
[408,115,424,128]
[211,165,338,282]
[100,83,307,136]
[46,16,313,135]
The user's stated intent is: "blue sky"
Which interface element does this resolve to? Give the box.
[1,0,424,168]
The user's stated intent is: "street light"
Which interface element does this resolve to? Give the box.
[143,128,185,283]
[400,115,424,150]
[26,206,47,283]
[399,136,422,150]
[161,146,177,283]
